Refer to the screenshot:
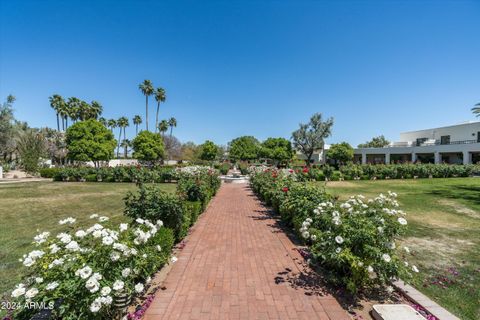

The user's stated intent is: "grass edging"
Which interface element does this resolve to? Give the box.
[393,281,460,320]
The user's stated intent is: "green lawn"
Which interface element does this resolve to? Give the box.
[0,181,176,298]
[323,178,480,320]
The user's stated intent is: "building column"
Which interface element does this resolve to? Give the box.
[385,153,390,164]
[411,152,417,163]
[463,151,470,165]
[434,152,441,164]
[362,153,367,165]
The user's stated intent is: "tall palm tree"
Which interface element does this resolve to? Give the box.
[66,97,82,126]
[158,119,169,137]
[133,115,142,135]
[168,117,177,138]
[107,119,117,133]
[90,101,103,119]
[98,117,107,127]
[49,94,65,131]
[154,87,166,133]
[472,103,480,117]
[121,139,131,158]
[116,117,129,158]
[139,80,154,131]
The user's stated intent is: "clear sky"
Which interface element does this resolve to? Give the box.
[1,0,479,146]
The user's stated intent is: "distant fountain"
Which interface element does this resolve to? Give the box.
[220,166,249,184]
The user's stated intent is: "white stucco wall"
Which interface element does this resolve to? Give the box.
[399,122,480,143]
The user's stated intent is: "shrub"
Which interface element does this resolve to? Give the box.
[10,217,173,319]
[39,167,61,178]
[124,185,185,241]
[299,192,415,293]
[279,184,332,231]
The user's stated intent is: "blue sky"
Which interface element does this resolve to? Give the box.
[1,0,479,146]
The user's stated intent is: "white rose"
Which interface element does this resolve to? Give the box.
[112,280,124,291]
[25,288,39,299]
[134,283,144,293]
[46,282,59,291]
[101,286,112,296]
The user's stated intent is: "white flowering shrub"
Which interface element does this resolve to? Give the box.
[10,216,174,320]
[301,191,417,293]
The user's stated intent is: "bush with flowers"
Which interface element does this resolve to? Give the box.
[249,167,418,294]
[8,216,174,320]
[301,192,417,293]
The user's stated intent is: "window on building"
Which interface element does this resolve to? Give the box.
[440,135,450,145]
[416,138,428,146]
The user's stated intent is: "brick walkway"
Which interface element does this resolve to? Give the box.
[145,184,350,320]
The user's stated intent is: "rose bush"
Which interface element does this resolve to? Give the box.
[9,217,174,320]
[301,192,417,293]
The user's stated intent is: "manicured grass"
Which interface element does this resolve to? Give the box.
[322,178,480,320]
[0,181,176,297]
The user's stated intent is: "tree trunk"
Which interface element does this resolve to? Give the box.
[155,102,160,133]
[62,117,65,131]
[56,113,60,131]
[123,127,127,158]
[145,96,149,131]
[135,125,138,135]
[170,126,173,138]
[117,128,122,158]
[65,117,69,129]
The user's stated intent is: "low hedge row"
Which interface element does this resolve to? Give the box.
[124,166,221,242]
[40,166,178,183]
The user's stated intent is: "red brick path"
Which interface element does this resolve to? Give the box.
[145,184,350,320]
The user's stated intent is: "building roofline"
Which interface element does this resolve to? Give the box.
[400,121,480,135]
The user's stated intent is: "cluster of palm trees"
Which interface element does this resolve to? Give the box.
[471,102,480,117]
[49,95,103,131]
[138,79,174,133]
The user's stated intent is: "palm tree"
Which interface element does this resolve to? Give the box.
[66,97,82,126]
[168,117,177,138]
[133,115,142,135]
[107,119,117,133]
[98,117,107,127]
[472,103,480,117]
[139,80,154,131]
[158,119,169,137]
[121,139,131,158]
[49,94,65,131]
[90,101,103,119]
[154,87,166,133]
[116,117,129,158]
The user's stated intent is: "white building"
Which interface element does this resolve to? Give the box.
[296,144,331,164]
[354,121,480,165]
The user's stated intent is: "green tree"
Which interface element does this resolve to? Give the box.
[327,142,354,165]
[131,130,165,163]
[107,119,117,133]
[116,117,129,158]
[66,97,82,126]
[154,87,166,133]
[65,119,116,167]
[168,117,177,137]
[0,95,18,162]
[89,101,103,119]
[133,115,142,135]
[199,140,218,161]
[158,119,169,137]
[98,117,107,127]
[471,103,480,117]
[139,80,154,131]
[260,137,294,165]
[357,135,390,148]
[49,94,65,131]
[17,130,46,174]
[228,136,260,161]
[121,139,131,158]
[181,141,200,161]
[291,113,334,166]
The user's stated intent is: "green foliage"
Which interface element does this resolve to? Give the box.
[358,135,390,148]
[260,137,294,164]
[199,140,218,161]
[124,185,186,240]
[228,136,260,161]
[11,219,173,320]
[327,142,354,164]
[291,113,334,165]
[217,162,231,175]
[17,130,47,174]
[131,131,165,163]
[66,119,116,165]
